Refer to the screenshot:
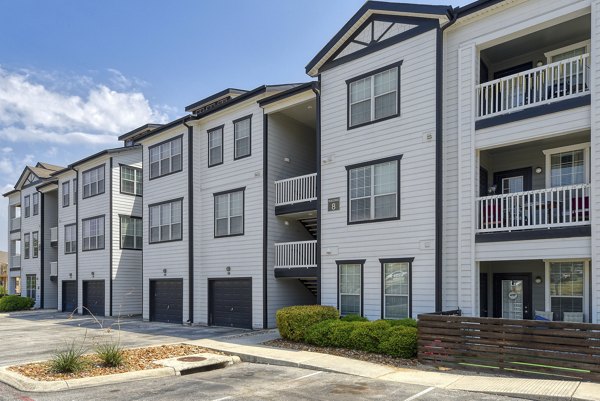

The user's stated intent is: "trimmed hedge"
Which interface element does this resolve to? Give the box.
[340,314,368,322]
[276,305,339,342]
[0,295,34,312]
[379,325,418,358]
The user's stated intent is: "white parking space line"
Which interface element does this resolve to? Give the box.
[211,397,233,401]
[403,387,435,401]
[291,371,324,381]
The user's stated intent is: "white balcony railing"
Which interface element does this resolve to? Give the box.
[50,261,58,277]
[476,54,590,120]
[275,173,317,206]
[11,255,21,268]
[10,217,20,231]
[50,227,58,243]
[477,184,591,233]
[275,240,317,268]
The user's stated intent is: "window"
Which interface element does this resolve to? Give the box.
[214,189,244,237]
[120,165,142,196]
[64,224,77,254]
[544,144,589,188]
[120,216,142,249]
[234,116,251,159]
[348,63,400,128]
[338,262,362,316]
[62,181,70,207]
[501,176,524,194]
[24,195,30,218]
[32,231,39,258]
[347,157,400,223]
[13,276,21,295]
[82,165,105,198]
[208,126,223,167]
[24,233,30,259]
[382,261,411,319]
[149,199,182,243]
[149,136,182,179]
[73,178,78,205]
[545,40,590,63]
[82,216,105,251]
[32,193,39,216]
[26,274,36,300]
[549,261,585,321]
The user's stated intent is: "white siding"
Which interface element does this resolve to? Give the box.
[57,170,77,312]
[476,237,592,261]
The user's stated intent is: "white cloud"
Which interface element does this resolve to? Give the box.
[1,147,12,153]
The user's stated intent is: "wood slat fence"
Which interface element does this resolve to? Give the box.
[418,314,600,381]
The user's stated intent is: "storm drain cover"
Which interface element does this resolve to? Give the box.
[178,356,207,362]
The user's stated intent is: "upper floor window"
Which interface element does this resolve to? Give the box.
[24,233,30,259]
[121,165,142,196]
[543,143,590,188]
[208,126,223,167]
[24,195,30,218]
[64,224,77,254]
[214,189,244,237]
[120,216,142,250]
[149,136,182,179]
[82,215,105,251]
[233,116,251,160]
[347,156,401,224]
[149,199,182,243]
[73,178,78,205]
[62,181,70,207]
[82,165,105,198]
[32,231,39,258]
[348,63,400,128]
[32,193,39,216]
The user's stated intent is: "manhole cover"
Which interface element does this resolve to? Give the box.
[178,356,207,362]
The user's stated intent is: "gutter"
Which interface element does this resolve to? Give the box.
[182,118,194,324]
[312,82,322,305]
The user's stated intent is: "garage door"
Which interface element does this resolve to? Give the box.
[150,279,183,324]
[82,280,105,316]
[209,279,252,329]
[62,281,77,313]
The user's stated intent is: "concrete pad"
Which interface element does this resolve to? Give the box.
[378,368,462,388]
[572,382,600,401]
[298,355,397,379]
[155,353,240,374]
[448,376,579,400]
[185,338,247,350]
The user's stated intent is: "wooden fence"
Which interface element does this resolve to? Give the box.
[418,314,600,381]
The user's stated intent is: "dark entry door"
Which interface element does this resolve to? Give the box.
[150,279,183,324]
[479,273,488,317]
[62,281,77,313]
[82,280,105,316]
[209,279,252,329]
[493,273,532,319]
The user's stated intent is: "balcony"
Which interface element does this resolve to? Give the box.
[10,217,20,232]
[50,227,58,245]
[275,240,317,278]
[11,255,21,268]
[477,184,590,234]
[274,173,317,215]
[50,262,58,277]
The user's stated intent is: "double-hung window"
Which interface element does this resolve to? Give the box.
[82,216,105,251]
[549,261,585,321]
[24,233,30,259]
[82,165,105,198]
[348,63,400,128]
[338,262,362,316]
[121,165,142,196]
[24,195,30,218]
[208,126,223,167]
[32,193,39,215]
[149,137,182,179]
[214,189,244,237]
[32,231,39,258]
[382,260,411,319]
[64,224,77,254]
[233,116,251,159]
[26,274,36,300]
[149,199,182,243]
[62,181,70,207]
[347,157,400,223]
[120,216,142,249]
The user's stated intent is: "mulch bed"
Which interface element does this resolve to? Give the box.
[10,344,223,381]
[263,339,422,369]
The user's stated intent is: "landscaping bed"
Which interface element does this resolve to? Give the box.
[10,344,223,381]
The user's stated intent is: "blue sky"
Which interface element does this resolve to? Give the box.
[0,0,471,250]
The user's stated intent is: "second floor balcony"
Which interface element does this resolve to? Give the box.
[10,217,20,232]
[11,255,21,268]
[274,173,317,215]
[275,240,317,270]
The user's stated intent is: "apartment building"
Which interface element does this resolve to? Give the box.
[4,0,599,326]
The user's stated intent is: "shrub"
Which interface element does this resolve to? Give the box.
[304,319,338,347]
[276,305,339,342]
[327,321,356,348]
[50,340,86,373]
[378,325,418,359]
[340,314,368,322]
[0,295,34,312]
[96,342,124,367]
[385,318,417,328]
[348,320,391,353]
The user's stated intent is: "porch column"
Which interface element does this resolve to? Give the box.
[590,0,600,323]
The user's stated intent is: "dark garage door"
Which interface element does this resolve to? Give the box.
[62,281,77,313]
[82,280,105,316]
[209,278,252,329]
[150,279,183,324]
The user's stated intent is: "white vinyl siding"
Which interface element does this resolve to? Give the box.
[149,137,182,179]
[62,181,70,207]
[64,224,76,254]
[214,190,244,237]
[339,263,361,316]
[149,200,182,243]
[120,165,142,195]
[349,66,399,127]
[82,216,105,251]
[383,262,410,319]
[82,165,105,198]
[234,117,251,159]
[120,216,142,250]
[349,160,398,222]
[208,127,223,166]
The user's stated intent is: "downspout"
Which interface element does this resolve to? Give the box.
[311,81,322,305]
[182,117,194,324]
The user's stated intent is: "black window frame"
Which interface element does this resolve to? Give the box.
[24,233,30,259]
[233,115,252,160]
[32,231,39,258]
[346,60,402,130]
[148,198,183,244]
[120,215,143,250]
[32,193,39,216]
[346,154,402,225]
[213,187,245,238]
[336,259,365,317]
[64,223,77,254]
[380,257,414,319]
[24,195,30,218]
[81,215,105,252]
[62,181,70,207]
[207,125,224,167]
[120,164,143,196]
[81,164,106,199]
[148,135,183,180]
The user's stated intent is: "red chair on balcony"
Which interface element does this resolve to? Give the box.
[571,196,590,222]
[482,203,504,229]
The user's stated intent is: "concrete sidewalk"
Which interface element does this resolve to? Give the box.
[187,333,600,401]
